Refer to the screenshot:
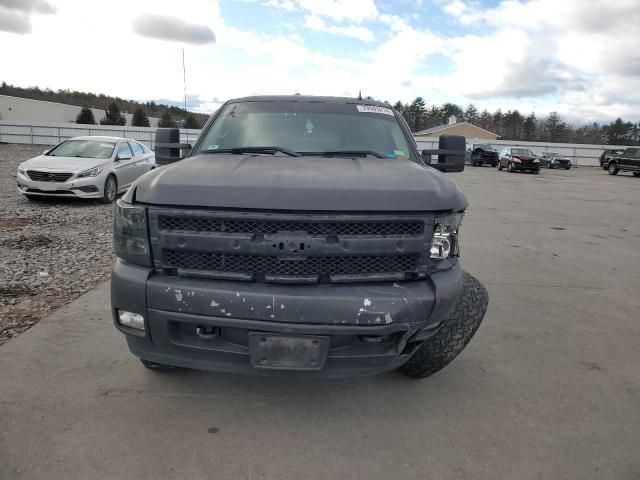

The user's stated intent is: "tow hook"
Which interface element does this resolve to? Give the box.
[196,325,219,340]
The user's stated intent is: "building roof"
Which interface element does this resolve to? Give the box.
[415,121,499,138]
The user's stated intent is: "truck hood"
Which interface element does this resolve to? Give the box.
[128,154,468,212]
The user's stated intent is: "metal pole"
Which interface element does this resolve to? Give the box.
[182,48,187,113]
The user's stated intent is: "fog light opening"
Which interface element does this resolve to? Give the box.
[118,310,145,331]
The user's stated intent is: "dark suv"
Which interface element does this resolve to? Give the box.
[111,96,488,379]
[599,149,625,169]
[465,143,498,167]
[607,148,640,176]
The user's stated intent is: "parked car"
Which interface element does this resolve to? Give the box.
[537,152,572,169]
[606,148,640,176]
[497,147,540,173]
[111,95,489,379]
[16,136,156,203]
[599,149,625,169]
[465,143,498,167]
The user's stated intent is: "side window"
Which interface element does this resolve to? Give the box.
[117,143,132,157]
[129,142,144,156]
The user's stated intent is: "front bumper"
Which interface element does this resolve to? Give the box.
[512,162,539,171]
[16,171,104,198]
[111,259,464,377]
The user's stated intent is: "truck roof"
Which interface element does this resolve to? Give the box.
[228,95,391,108]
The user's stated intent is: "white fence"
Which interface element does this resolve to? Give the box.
[1,120,632,167]
[415,137,632,167]
[0,121,200,149]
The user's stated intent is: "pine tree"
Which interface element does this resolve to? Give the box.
[523,113,537,141]
[100,102,126,126]
[184,113,199,129]
[158,111,174,128]
[543,112,567,143]
[464,104,479,124]
[131,107,150,127]
[76,107,96,125]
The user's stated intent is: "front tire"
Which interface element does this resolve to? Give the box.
[608,162,619,175]
[101,175,118,204]
[399,272,488,379]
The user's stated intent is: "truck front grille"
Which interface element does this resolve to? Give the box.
[27,170,73,182]
[159,216,423,236]
[149,209,431,284]
[165,250,419,279]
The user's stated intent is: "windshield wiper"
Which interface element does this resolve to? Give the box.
[201,146,300,157]
[299,150,385,159]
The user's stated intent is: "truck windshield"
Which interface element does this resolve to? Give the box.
[195,101,412,160]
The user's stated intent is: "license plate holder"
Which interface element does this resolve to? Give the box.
[37,182,58,191]
[249,333,329,370]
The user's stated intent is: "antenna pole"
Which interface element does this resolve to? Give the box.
[182,48,187,112]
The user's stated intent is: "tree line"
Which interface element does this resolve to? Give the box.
[1,82,206,128]
[392,97,640,146]
[74,102,200,128]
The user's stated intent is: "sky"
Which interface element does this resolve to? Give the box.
[1,0,639,123]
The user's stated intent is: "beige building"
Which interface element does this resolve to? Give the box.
[415,116,499,140]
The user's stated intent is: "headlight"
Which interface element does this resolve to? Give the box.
[430,212,463,261]
[114,199,152,266]
[77,166,104,178]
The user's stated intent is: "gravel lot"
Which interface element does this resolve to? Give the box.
[0,144,114,345]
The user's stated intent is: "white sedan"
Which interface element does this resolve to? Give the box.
[16,136,156,203]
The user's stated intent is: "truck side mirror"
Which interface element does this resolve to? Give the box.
[154,128,192,165]
[421,135,466,172]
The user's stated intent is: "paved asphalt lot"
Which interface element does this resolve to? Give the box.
[1,166,639,480]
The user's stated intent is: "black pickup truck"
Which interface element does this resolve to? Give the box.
[607,148,640,176]
[111,96,488,379]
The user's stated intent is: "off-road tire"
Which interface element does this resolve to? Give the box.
[608,162,619,175]
[140,358,176,371]
[399,272,488,379]
[101,175,118,204]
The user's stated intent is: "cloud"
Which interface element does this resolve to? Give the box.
[132,14,216,45]
[267,0,379,23]
[0,8,31,33]
[304,15,374,42]
[0,0,55,14]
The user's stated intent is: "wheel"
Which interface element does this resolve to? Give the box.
[507,162,514,173]
[398,272,488,379]
[633,172,640,177]
[101,175,118,203]
[608,162,619,175]
[497,161,503,171]
[140,358,176,371]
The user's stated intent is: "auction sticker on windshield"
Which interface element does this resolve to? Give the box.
[356,105,394,116]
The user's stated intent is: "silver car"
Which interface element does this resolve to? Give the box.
[16,136,156,203]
